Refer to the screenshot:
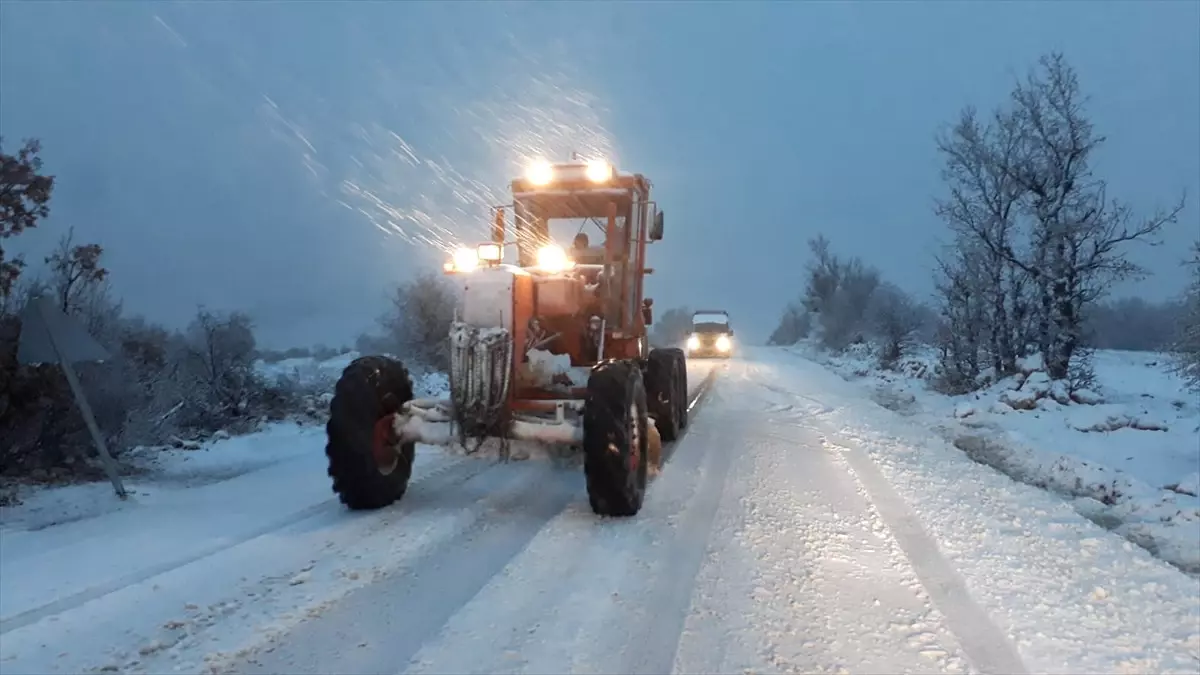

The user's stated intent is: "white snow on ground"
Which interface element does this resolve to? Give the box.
[799,341,1200,575]
[0,359,718,674]
[737,350,1199,673]
[2,351,1197,674]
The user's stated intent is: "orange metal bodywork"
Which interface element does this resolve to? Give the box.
[460,163,659,414]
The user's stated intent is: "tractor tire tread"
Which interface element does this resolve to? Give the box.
[326,355,416,510]
[583,359,649,517]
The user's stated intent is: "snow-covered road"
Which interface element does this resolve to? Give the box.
[2,350,1197,675]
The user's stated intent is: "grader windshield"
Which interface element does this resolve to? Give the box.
[508,160,657,332]
[510,160,645,267]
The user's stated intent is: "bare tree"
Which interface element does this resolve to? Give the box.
[935,104,1031,377]
[1004,54,1181,378]
[181,308,261,425]
[932,244,989,391]
[45,227,109,315]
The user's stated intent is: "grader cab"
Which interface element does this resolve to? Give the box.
[325,158,688,517]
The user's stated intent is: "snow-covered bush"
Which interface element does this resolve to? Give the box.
[868,282,925,369]
[767,301,811,346]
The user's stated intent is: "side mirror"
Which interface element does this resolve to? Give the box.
[649,211,664,241]
[642,298,654,325]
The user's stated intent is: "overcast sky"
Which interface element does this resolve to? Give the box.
[1,1,1197,348]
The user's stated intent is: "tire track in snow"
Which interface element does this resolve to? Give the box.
[227,461,579,675]
[748,355,1026,673]
[391,387,734,674]
[391,369,728,674]
[624,382,740,674]
[0,452,492,637]
[838,443,1029,675]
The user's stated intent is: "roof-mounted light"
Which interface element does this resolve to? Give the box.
[525,160,553,187]
[585,159,613,183]
[477,242,502,263]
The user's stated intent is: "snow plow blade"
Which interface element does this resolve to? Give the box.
[393,397,584,446]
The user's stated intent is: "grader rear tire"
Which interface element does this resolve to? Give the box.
[645,348,682,443]
[667,347,689,430]
[583,360,649,517]
[326,356,416,510]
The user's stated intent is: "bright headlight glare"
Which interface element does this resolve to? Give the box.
[585,159,612,183]
[525,160,553,186]
[452,247,478,273]
[716,335,732,351]
[477,243,502,262]
[535,244,573,273]
[686,334,700,350]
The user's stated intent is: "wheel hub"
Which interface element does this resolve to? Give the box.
[371,413,401,475]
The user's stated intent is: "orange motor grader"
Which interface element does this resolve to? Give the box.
[324,158,688,517]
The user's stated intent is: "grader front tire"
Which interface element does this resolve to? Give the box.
[326,356,416,510]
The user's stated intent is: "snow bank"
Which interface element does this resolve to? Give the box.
[255,351,360,389]
[0,422,491,675]
[797,342,1200,575]
[758,349,1200,674]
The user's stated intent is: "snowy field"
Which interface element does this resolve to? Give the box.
[796,341,1200,575]
[255,351,448,400]
[1,350,1197,675]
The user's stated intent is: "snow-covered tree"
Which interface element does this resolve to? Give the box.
[868,282,925,368]
[801,235,880,350]
[933,52,1183,385]
[650,306,694,348]
[1170,241,1200,391]
[768,302,811,346]
[179,308,262,426]
[379,272,460,371]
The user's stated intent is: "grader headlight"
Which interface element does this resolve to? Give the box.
[449,247,478,273]
[535,243,574,274]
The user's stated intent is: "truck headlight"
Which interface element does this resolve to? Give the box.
[716,335,731,352]
[452,247,478,273]
[525,160,553,186]
[686,334,700,350]
[536,244,573,273]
